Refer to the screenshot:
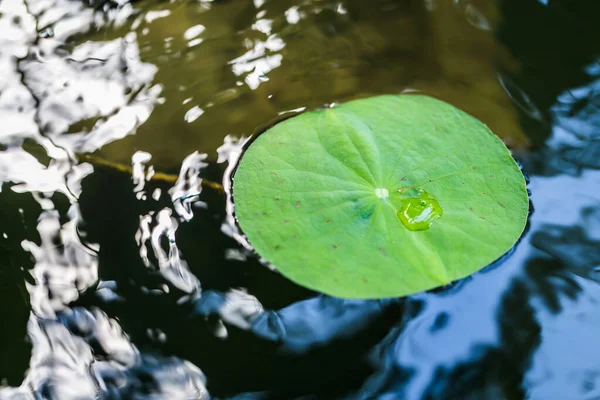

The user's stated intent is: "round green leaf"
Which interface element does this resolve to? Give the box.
[233,95,529,299]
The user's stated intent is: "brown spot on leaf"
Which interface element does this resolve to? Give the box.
[362,277,369,284]
[472,167,477,170]
[498,203,506,208]
[295,201,301,207]
[401,177,407,181]
[292,235,297,240]
[326,219,331,224]
[378,248,388,256]
[283,220,289,224]
[332,245,338,250]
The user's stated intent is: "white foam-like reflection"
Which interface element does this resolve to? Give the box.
[0,0,215,397]
[218,134,252,248]
[184,24,206,41]
[229,3,286,91]
[184,105,204,123]
[132,150,153,200]
[21,34,160,151]
[23,205,98,317]
[230,36,285,90]
[169,151,208,221]
[2,146,225,397]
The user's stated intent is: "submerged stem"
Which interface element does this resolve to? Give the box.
[20,140,224,193]
[77,153,225,193]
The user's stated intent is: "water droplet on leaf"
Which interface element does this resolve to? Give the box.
[397,189,443,231]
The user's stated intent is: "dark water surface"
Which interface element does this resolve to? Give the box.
[0,0,599,398]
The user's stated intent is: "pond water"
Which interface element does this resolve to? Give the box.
[0,0,599,398]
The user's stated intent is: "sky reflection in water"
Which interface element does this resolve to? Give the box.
[0,0,599,399]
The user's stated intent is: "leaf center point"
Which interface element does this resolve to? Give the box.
[375,188,389,199]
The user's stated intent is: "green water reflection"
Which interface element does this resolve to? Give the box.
[86,0,526,168]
